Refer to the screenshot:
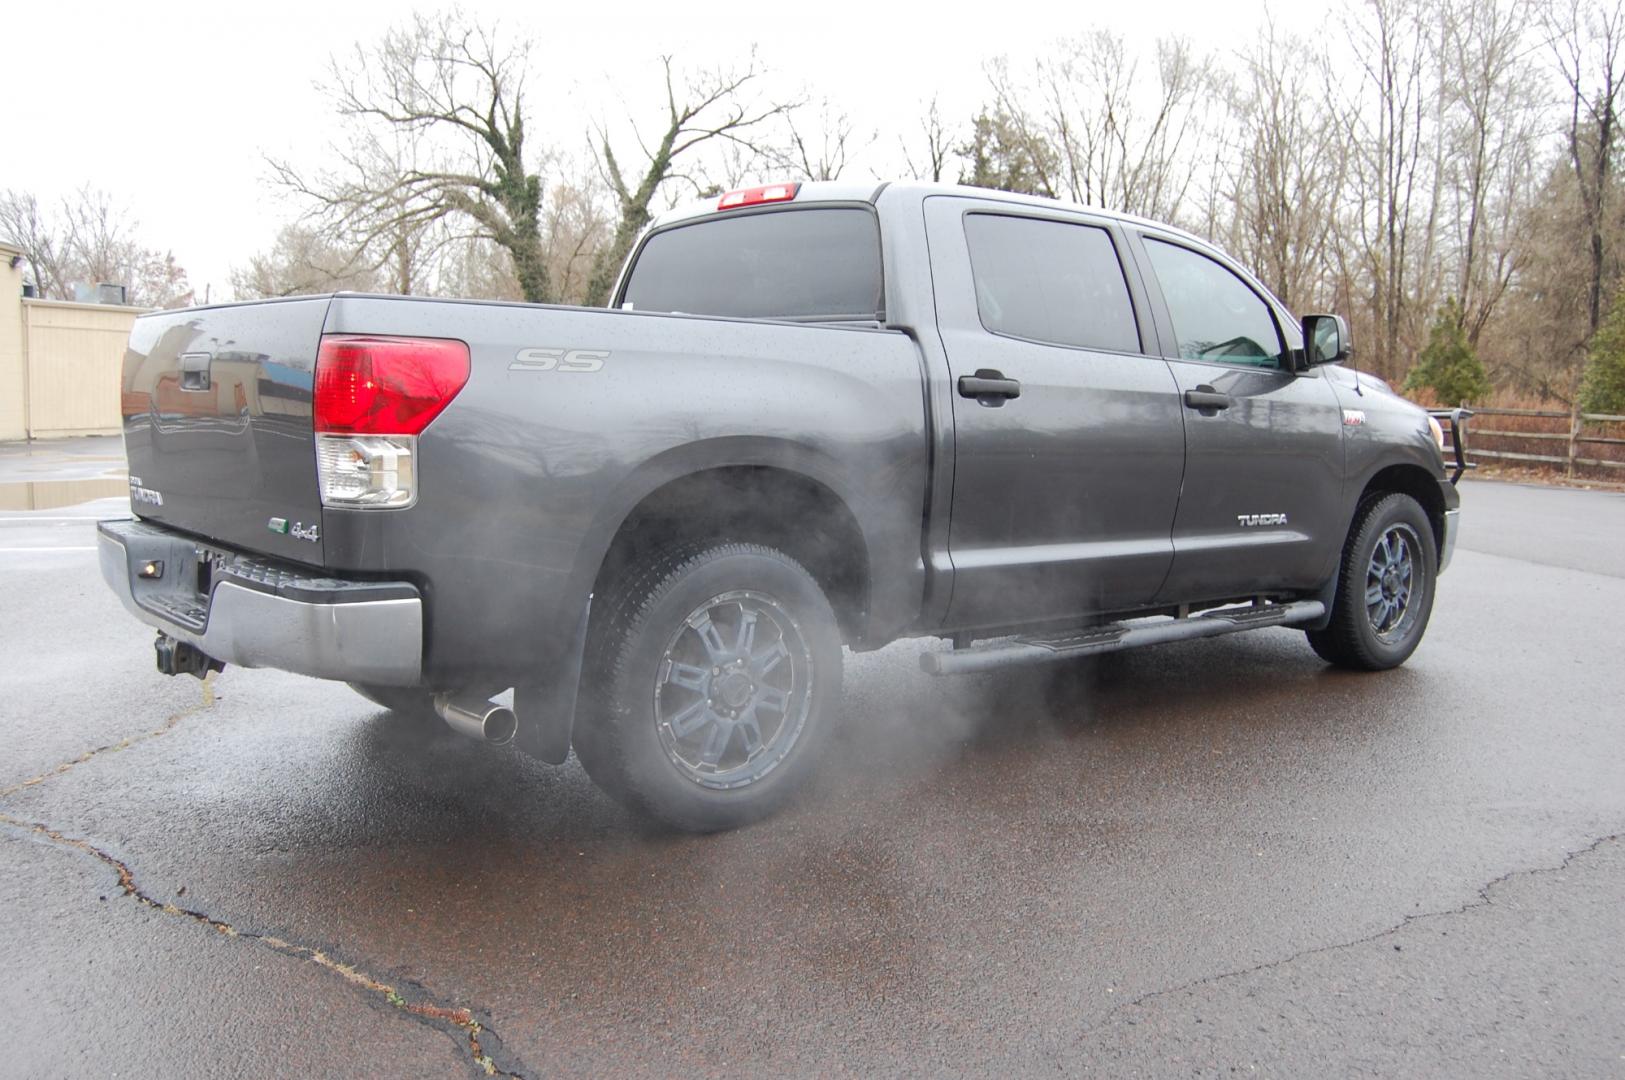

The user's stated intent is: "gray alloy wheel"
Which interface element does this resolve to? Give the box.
[1306,492,1437,671]
[575,541,843,832]
[653,590,815,791]
[1365,522,1422,641]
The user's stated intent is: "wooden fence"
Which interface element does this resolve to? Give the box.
[1456,404,1625,477]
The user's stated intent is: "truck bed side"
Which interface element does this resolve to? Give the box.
[317,295,931,684]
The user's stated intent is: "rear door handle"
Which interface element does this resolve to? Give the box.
[958,369,1022,405]
[1183,386,1232,412]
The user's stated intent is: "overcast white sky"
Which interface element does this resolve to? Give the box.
[5,0,1333,300]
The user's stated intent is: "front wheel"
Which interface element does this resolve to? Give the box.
[575,542,843,831]
[1306,492,1438,671]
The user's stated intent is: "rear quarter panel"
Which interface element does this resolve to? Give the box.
[318,296,929,684]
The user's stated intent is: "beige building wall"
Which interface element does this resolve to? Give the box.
[22,299,141,437]
[0,243,25,441]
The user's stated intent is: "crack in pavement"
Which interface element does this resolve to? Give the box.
[1069,831,1622,1051]
[0,677,529,1078]
[0,673,218,799]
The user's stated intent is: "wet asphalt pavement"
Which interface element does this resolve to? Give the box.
[2,437,1622,1078]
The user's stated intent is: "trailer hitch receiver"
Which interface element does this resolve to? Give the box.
[154,633,225,680]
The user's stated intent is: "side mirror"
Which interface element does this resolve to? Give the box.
[1302,313,1352,366]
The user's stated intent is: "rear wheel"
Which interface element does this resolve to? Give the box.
[1306,492,1437,671]
[575,541,843,832]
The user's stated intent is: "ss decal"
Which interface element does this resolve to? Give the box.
[510,348,609,373]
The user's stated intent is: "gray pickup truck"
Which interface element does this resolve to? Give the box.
[99,181,1466,830]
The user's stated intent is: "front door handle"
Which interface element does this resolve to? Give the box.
[1183,386,1232,412]
[958,369,1022,405]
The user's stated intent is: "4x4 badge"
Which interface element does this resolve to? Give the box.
[268,517,319,542]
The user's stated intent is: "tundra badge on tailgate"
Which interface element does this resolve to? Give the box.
[128,476,164,507]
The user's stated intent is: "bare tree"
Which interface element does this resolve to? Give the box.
[958,100,1059,196]
[971,35,1213,221]
[1440,0,1545,348]
[772,100,872,181]
[1050,32,1212,220]
[0,190,70,299]
[1218,20,1346,312]
[976,57,1062,197]
[1334,0,1443,381]
[230,224,381,299]
[275,13,554,303]
[585,56,798,306]
[0,186,192,307]
[1547,0,1625,346]
[538,171,615,305]
[901,97,956,183]
[1491,161,1605,397]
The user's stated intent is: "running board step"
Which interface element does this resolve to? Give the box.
[919,600,1326,676]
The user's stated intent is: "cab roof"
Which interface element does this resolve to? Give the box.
[648,180,1208,248]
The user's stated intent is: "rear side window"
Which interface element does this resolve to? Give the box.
[963,214,1140,353]
[1142,238,1284,369]
[620,207,883,321]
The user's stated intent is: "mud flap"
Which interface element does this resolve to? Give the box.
[513,599,592,765]
[1302,574,1340,632]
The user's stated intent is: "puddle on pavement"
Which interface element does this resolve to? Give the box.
[0,477,130,511]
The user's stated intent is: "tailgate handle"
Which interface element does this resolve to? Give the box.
[179,352,212,392]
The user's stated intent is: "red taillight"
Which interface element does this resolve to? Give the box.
[314,335,470,435]
[716,182,800,211]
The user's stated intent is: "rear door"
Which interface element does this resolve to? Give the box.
[1128,232,1345,603]
[121,297,330,564]
[924,197,1186,629]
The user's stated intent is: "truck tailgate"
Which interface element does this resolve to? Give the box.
[120,296,330,564]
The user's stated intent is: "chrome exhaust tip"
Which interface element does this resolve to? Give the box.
[433,692,518,746]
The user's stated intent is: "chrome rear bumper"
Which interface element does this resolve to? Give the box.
[98,519,423,686]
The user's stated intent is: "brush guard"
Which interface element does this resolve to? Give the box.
[1429,408,1474,484]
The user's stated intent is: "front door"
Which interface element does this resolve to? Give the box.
[1129,233,1346,603]
[924,198,1187,630]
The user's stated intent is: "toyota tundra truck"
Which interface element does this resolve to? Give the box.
[99,181,1467,830]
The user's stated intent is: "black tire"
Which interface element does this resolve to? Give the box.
[574,541,843,832]
[347,682,441,725]
[1306,492,1438,671]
